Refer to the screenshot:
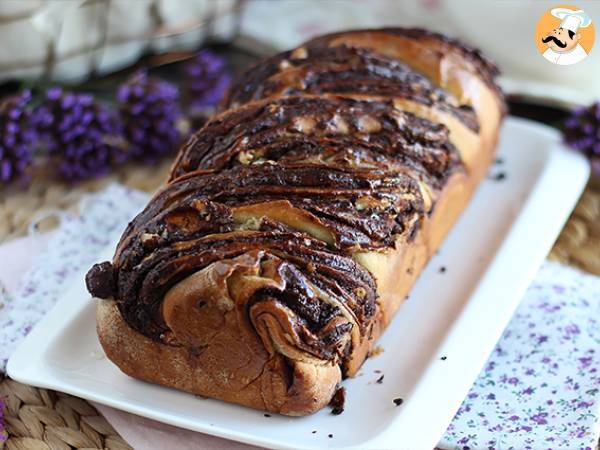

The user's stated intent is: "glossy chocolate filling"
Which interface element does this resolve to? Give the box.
[89,97,449,363]
[222,44,479,131]
[172,96,460,187]
[304,27,505,110]
[116,230,376,360]
[86,29,503,369]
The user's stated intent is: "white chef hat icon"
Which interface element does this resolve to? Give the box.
[551,7,592,33]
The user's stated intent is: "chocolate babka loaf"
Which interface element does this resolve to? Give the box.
[86,28,505,416]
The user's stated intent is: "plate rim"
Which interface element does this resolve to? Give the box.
[7,117,590,450]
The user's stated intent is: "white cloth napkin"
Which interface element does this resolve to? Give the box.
[439,262,600,450]
[0,185,148,369]
[1,184,599,449]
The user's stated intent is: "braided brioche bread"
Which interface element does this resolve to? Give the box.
[86,28,505,416]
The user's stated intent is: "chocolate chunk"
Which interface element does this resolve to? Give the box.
[85,261,116,299]
[393,397,404,406]
[440,356,447,360]
[489,172,506,181]
[329,387,346,415]
[376,374,384,384]
[439,266,446,273]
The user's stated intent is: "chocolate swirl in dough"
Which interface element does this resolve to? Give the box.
[86,28,505,416]
[221,44,479,131]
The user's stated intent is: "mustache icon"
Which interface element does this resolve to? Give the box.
[542,35,567,48]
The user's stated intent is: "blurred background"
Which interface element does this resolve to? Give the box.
[2,0,599,100]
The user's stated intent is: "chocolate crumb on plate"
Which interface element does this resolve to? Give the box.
[393,398,404,406]
[374,369,382,374]
[440,355,447,360]
[312,430,317,434]
[329,387,346,415]
[328,434,334,438]
[439,266,446,273]
[376,374,384,384]
[495,157,504,164]
[264,413,271,417]
[489,172,506,181]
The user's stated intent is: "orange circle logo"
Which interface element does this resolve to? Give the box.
[535,5,595,65]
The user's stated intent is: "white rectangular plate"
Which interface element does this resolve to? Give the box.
[8,118,589,450]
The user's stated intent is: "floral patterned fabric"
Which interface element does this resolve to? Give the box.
[439,261,600,450]
[0,184,599,449]
[0,184,148,370]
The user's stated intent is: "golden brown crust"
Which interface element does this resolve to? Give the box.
[90,28,505,415]
[98,286,342,416]
[95,168,491,413]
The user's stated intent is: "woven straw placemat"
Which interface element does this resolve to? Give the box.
[1,163,598,449]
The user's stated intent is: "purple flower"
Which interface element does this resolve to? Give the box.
[564,324,581,336]
[185,49,231,112]
[563,102,600,176]
[579,356,593,368]
[0,90,36,183]
[0,393,6,442]
[118,70,183,161]
[530,412,548,425]
[537,301,561,313]
[552,285,565,294]
[33,87,127,182]
[577,401,594,409]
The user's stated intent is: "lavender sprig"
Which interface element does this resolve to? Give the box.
[33,87,127,182]
[0,91,36,183]
[185,49,231,112]
[118,70,184,161]
[563,102,600,176]
[0,392,6,442]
